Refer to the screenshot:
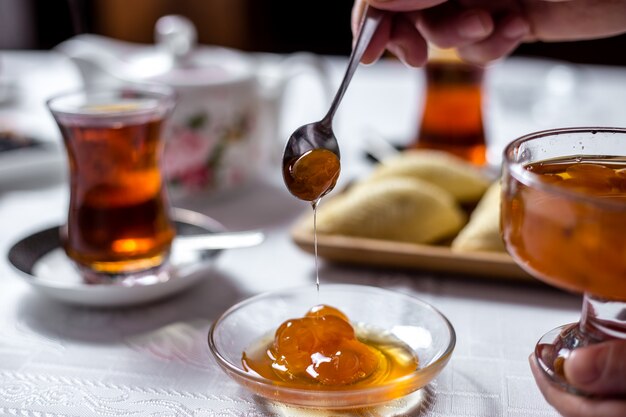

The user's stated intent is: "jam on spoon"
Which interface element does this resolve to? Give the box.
[283,148,341,202]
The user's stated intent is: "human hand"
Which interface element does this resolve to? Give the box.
[352,0,626,66]
[529,340,626,417]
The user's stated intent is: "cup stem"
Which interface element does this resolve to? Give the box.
[579,292,626,341]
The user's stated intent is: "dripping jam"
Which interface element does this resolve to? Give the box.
[253,144,418,391]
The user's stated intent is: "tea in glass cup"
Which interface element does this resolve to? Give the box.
[47,86,176,283]
[501,127,626,396]
[411,47,487,166]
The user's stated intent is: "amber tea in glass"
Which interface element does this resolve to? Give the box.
[501,127,626,396]
[411,49,487,166]
[47,86,176,283]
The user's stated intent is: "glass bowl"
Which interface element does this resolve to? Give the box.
[208,284,455,409]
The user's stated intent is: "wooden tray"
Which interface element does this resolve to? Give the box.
[290,216,533,282]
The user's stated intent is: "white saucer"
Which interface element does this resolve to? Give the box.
[7,208,226,308]
[0,137,66,188]
[0,79,16,104]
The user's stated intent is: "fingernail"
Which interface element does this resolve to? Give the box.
[389,44,408,64]
[503,17,529,39]
[458,12,491,39]
[395,45,424,68]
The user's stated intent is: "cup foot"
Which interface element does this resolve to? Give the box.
[534,323,595,397]
[77,261,172,286]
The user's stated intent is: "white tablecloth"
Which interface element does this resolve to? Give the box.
[1,50,626,416]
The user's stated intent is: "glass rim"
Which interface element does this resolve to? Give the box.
[503,126,626,210]
[46,83,176,119]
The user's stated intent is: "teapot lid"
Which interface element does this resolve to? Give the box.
[139,47,254,87]
[126,15,254,87]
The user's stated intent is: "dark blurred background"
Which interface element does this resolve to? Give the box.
[2,0,626,66]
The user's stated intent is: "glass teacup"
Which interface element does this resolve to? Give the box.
[501,127,626,396]
[47,85,176,284]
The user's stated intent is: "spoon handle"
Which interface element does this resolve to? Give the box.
[322,6,384,125]
[174,230,265,251]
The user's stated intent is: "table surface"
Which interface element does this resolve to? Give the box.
[1,49,626,417]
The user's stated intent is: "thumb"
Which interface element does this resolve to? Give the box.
[564,340,626,396]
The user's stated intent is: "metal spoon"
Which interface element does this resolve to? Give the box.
[281,6,384,187]
[174,230,265,252]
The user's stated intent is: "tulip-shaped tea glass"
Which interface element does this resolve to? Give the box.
[501,127,626,396]
[47,85,176,284]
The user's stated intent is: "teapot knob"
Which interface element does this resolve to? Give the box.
[155,15,197,64]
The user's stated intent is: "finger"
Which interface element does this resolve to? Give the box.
[351,0,368,36]
[387,13,428,67]
[456,14,529,64]
[564,340,626,396]
[529,354,626,417]
[417,4,494,48]
[352,0,394,64]
[360,13,394,64]
[367,0,447,12]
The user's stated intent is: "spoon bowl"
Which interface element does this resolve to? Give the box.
[282,6,384,201]
[282,121,340,165]
[282,122,342,201]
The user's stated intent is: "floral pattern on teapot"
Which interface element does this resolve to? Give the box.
[163,108,256,192]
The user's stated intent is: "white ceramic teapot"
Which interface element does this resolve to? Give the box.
[55,15,332,198]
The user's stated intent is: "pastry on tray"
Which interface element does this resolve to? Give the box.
[363,149,492,204]
[451,180,506,253]
[302,149,507,251]
[310,177,466,245]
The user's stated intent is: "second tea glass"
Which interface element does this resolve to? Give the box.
[47,85,176,284]
[501,127,626,396]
